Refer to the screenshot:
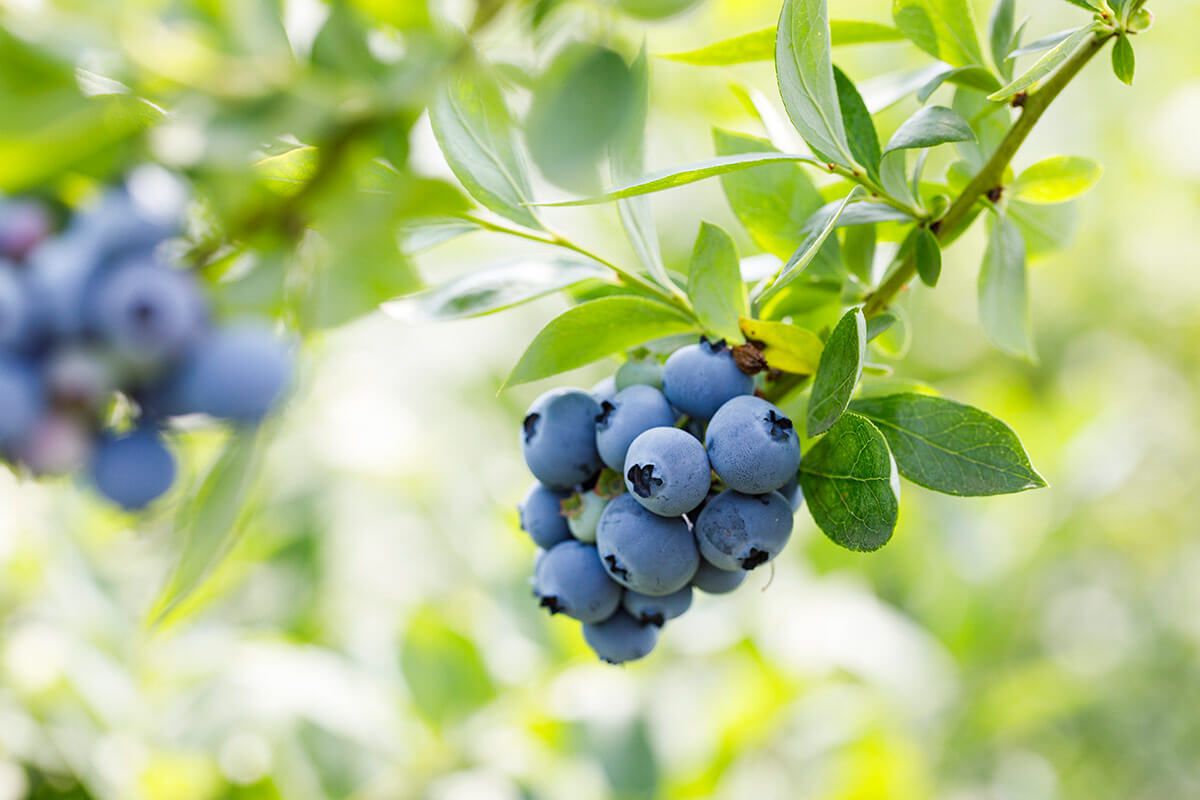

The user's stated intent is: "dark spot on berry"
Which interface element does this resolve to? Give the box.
[627,463,663,498]
[522,413,540,444]
[765,410,793,442]
[539,595,562,614]
[639,612,665,627]
[604,554,629,580]
[757,495,771,506]
[741,548,769,570]
[595,400,616,428]
[131,299,157,326]
[699,336,728,354]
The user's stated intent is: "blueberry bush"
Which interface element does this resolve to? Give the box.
[385,0,1154,662]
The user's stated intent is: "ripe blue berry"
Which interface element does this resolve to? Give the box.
[595,385,676,471]
[623,427,711,517]
[695,490,794,570]
[583,610,659,664]
[0,265,36,351]
[705,396,800,494]
[691,558,747,594]
[622,585,692,627]
[0,358,43,448]
[88,429,176,510]
[596,494,699,595]
[521,388,603,490]
[91,262,206,363]
[534,541,622,623]
[167,322,293,423]
[0,200,51,261]
[518,483,572,549]
[779,475,805,511]
[662,338,753,420]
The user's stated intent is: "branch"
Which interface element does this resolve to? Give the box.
[863,31,1116,318]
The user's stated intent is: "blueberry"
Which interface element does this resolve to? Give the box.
[779,475,805,511]
[0,265,36,351]
[583,609,659,664]
[705,396,800,494]
[90,261,207,364]
[533,540,622,623]
[88,429,177,510]
[521,388,603,490]
[590,375,618,404]
[166,322,293,423]
[694,490,794,571]
[596,494,699,595]
[0,358,43,448]
[615,356,663,391]
[595,385,677,471]
[662,338,753,420]
[562,489,608,544]
[623,427,711,517]
[518,483,572,549]
[44,347,117,414]
[691,558,747,594]
[25,228,105,339]
[622,585,692,627]
[0,200,52,262]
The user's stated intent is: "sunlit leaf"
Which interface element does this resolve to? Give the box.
[807,306,866,437]
[979,214,1034,359]
[739,318,824,374]
[989,25,1097,101]
[893,0,985,67]
[401,608,495,728]
[1011,156,1103,204]
[661,21,904,66]
[776,0,854,167]
[687,223,747,343]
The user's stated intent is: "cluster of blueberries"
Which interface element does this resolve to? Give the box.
[519,338,803,664]
[0,189,292,510]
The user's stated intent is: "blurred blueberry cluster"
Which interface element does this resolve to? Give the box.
[519,338,804,664]
[0,184,293,509]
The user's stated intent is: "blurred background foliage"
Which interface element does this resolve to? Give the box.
[0,0,1198,798]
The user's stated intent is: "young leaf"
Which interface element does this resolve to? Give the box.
[914,228,942,287]
[1009,199,1078,257]
[989,25,1097,101]
[758,188,864,301]
[150,431,266,627]
[1009,29,1077,59]
[915,66,1001,103]
[979,215,1034,359]
[807,306,867,437]
[661,21,905,66]
[713,128,825,261]
[799,412,900,552]
[687,223,747,343]
[989,0,1017,78]
[613,48,672,292]
[833,67,882,177]
[505,297,697,387]
[884,106,976,155]
[849,393,1047,495]
[739,318,824,374]
[382,257,610,322]
[776,0,854,167]
[535,152,822,207]
[1011,156,1103,204]
[1112,34,1135,85]
[893,0,985,67]
[431,64,542,229]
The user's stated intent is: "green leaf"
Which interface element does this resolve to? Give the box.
[1009,198,1078,257]
[1012,156,1103,204]
[383,257,610,322]
[979,214,1034,359]
[914,228,942,287]
[617,0,703,20]
[758,188,864,303]
[713,128,825,260]
[400,218,480,253]
[1009,29,1078,59]
[661,21,903,66]
[687,223,747,343]
[505,297,697,387]
[833,67,882,177]
[989,0,1017,78]
[1061,0,1100,10]
[858,64,950,113]
[431,63,542,229]
[613,48,671,292]
[799,412,900,552]
[807,306,866,437]
[401,608,495,728]
[850,393,1047,495]
[893,0,985,67]
[526,43,635,193]
[739,318,824,374]
[915,66,1001,103]
[883,106,976,155]
[1112,34,1135,85]
[989,25,1097,101]
[536,152,822,207]
[843,224,877,283]
[149,432,266,627]
[776,0,854,167]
